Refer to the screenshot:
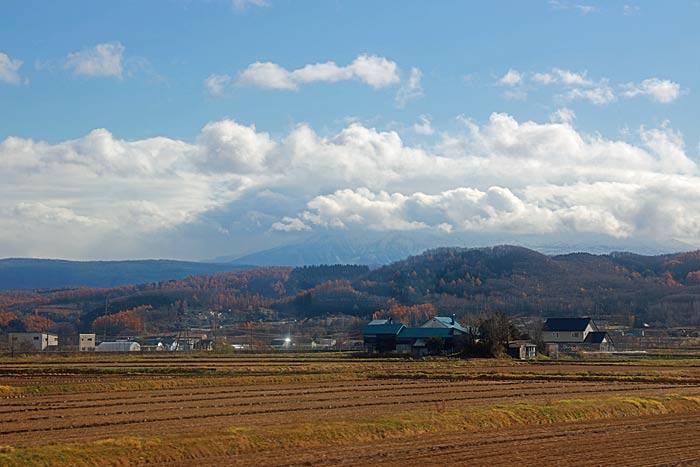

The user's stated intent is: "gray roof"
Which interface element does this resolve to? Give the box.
[544,317,595,332]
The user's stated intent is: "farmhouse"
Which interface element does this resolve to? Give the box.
[9,332,59,352]
[542,317,614,352]
[363,316,472,355]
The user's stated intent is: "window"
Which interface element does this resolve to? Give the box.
[553,332,559,338]
[33,336,39,340]
[572,332,580,338]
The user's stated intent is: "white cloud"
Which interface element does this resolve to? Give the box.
[0,52,23,85]
[623,4,640,15]
[498,68,522,86]
[622,78,681,103]
[562,81,616,105]
[413,115,434,135]
[238,62,296,90]
[271,216,312,232]
[3,113,700,258]
[65,42,125,78]
[205,74,232,96]
[232,0,268,11]
[549,107,576,123]
[196,120,276,173]
[527,68,684,106]
[395,67,423,108]
[237,54,400,90]
[532,68,593,86]
[574,4,598,14]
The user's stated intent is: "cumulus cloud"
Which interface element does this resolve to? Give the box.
[622,78,681,103]
[395,67,423,108]
[2,113,700,258]
[237,54,400,90]
[65,42,125,78]
[0,52,23,84]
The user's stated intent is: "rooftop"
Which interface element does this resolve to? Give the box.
[544,317,595,332]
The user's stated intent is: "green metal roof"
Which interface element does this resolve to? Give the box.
[362,323,405,336]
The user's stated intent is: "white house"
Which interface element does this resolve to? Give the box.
[542,317,614,352]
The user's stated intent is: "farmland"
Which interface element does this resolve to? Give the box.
[2,354,700,466]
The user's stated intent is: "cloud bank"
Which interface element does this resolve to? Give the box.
[1,113,698,258]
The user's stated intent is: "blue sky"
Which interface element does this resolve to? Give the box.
[1,1,699,260]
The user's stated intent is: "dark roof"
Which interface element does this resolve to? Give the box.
[398,327,453,339]
[584,331,609,344]
[362,323,405,336]
[544,317,595,332]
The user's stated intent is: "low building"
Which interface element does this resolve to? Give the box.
[95,341,141,352]
[79,333,96,352]
[9,333,58,352]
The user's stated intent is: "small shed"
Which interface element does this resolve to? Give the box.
[507,341,537,360]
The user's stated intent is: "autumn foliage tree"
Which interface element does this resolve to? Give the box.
[92,305,151,335]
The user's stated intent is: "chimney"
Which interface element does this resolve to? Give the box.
[388,317,393,324]
[451,314,455,325]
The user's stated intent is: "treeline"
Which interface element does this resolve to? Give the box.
[5,247,700,335]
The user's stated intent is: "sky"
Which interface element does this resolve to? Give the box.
[1,0,699,260]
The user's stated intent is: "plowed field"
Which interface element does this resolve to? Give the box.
[1,354,700,466]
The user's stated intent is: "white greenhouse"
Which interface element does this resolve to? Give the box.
[95,341,141,352]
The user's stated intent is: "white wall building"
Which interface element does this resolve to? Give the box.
[79,333,96,352]
[9,333,59,352]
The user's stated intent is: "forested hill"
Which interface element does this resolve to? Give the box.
[4,246,700,335]
[0,258,251,290]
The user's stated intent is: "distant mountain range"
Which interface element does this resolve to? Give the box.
[214,231,692,268]
[0,258,250,290]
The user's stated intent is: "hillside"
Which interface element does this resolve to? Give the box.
[0,258,251,290]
